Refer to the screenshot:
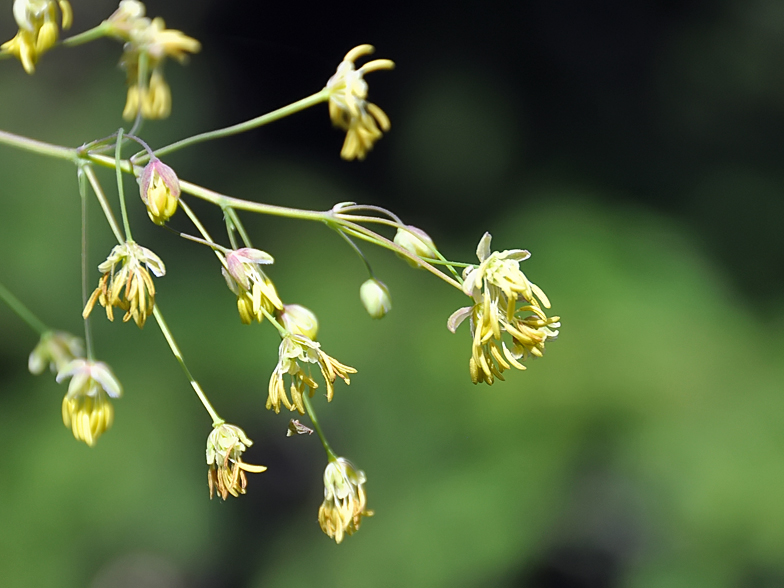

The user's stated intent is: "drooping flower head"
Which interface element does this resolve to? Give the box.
[83,241,166,328]
[28,330,83,375]
[393,225,438,268]
[56,359,122,446]
[1,0,72,74]
[267,334,356,414]
[318,457,373,544]
[206,423,267,500]
[326,44,395,160]
[278,304,319,340]
[359,278,392,319]
[221,248,283,325]
[106,1,200,120]
[448,232,560,385]
[139,158,180,225]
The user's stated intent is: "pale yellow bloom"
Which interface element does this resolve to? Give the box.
[221,248,283,325]
[318,457,373,544]
[359,278,391,319]
[326,44,394,160]
[106,1,200,120]
[448,232,560,385]
[139,158,180,225]
[267,334,356,414]
[1,0,72,73]
[56,359,122,447]
[206,423,267,500]
[28,330,83,374]
[83,241,165,328]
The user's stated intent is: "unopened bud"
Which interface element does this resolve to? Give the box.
[393,225,437,267]
[139,159,180,225]
[279,304,319,339]
[360,278,391,319]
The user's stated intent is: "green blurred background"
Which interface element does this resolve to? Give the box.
[2,0,784,587]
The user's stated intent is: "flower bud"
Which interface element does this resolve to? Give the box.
[279,304,319,340]
[359,278,391,319]
[139,159,180,225]
[393,225,437,267]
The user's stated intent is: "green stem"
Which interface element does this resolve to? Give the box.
[226,208,252,248]
[115,128,133,241]
[152,305,223,426]
[136,89,331,163]
[258,306,289,338]
[61,22,112,47]
[0,281,48,335]
[302,393,337,461]
[78,169,95,360]
[336,229,374,277]
[82,164,124,244]
[0,129,76,162]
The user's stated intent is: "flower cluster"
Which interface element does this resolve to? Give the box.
[1,0,71,74]
[448,232,560,385]
[326,44,394,160]
[206,423,267,500]
[221,248,283,325]
[83,241,166,328]
[28,330,83,374]
[105,0,200,119]
[318,457,373,544]
[267,334,356,414]
[56,359,123,446]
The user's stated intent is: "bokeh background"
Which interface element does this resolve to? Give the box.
[2,0,784,586]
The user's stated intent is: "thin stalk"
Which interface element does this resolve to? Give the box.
[302,393,337,462]
[0,281,48,335]
[224,211,239,250]
[152,305,223,426]
[0,129,76,161]
[178,199,226,266]
[137,89,331,163]
[226,208,252,248]
[82,164,124,244]
[115,128,133,241]
[61,22,112,47]
[336,229,374,277]
[78,169,95,360]
[258,306,289,338]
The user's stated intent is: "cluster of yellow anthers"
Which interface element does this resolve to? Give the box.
[1,0,72,73]
[221,247,283,326]
[83,240,166,328]
[139,158,181,225]
[448,232,561,385]
[105,0,200,119]
[327,44,394,160]
[318,458,373,544]
[56,359,123,447]
[206,423,267,500]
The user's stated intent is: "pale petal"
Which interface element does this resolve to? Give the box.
[447,306,474,333]
[476,232,492,262]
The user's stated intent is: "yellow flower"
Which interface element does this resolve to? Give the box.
[448,232,560,385]
[326,44,394,160]
[106,1,200,120]
[1,0,72,73]
[206,423,267,500]
[139,158,180,225]
[28,330,83,375]
[318,457,373,544]
[83,241,166,328]
[221,248,283,325]
[267,334,356,414]
[56,359,122,447]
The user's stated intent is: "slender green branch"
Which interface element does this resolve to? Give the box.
[178,199,226,267]
[82,164,124,244]
[336,229,374,277]
[61,22,112,47]
[152,305,223,426]
[224,211,240,250]
[226,208,252,248]
[78,169,95,360]
[0,281,48,335]
[0,129,76,162]
[258,306,289,338]
[136,89,331,163]
[115,128,133,241]
[302,393,337,462]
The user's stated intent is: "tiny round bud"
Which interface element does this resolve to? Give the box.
[360,278,391,319]
[279,304,319,339]
[393,225,437,267]
[139,159,180,225]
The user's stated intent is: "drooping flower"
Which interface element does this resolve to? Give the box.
[1,0,72,74]
[448,232,560,385]
[326,44,394,160]
[318,457,373,544]
[278,304,319,340]
[56,359,122,446]
[393,225,438,268]
[83,241,166,328]
[221,248,283,325]
[139,158,180,225]
[206,423,267,500]
[267,334,356,414]
[359,278,391,319]
[28,330,83,375]
[106,1,200,120]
